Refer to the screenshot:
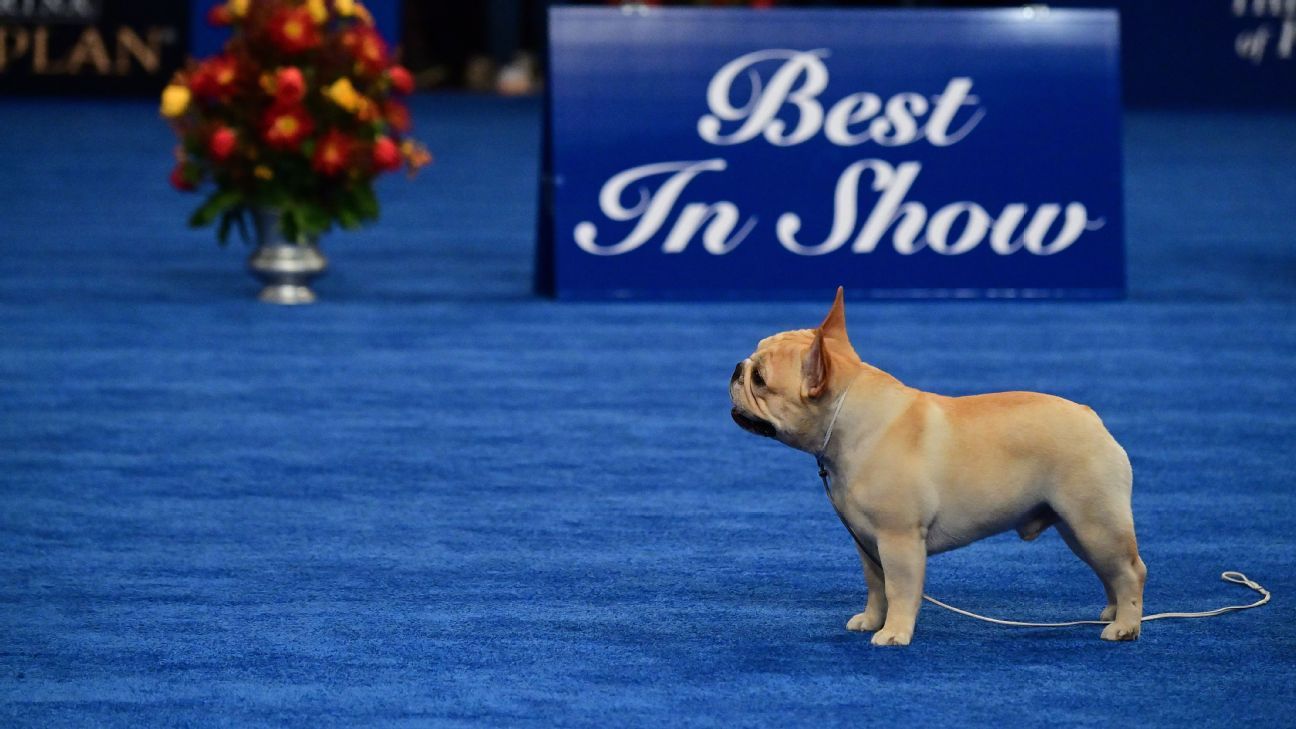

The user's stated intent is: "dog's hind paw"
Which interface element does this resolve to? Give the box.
[1100,622,1141,641]
[870,627,913,646]
[846,611,884,632]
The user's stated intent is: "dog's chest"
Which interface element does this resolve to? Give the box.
[822,469,883,545]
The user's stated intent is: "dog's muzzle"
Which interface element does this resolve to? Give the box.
[731,407,778,438]
[730,359,777,437]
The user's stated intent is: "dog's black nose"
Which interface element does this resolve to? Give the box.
[731,361,744,384]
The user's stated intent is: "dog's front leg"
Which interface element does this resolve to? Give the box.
[846,544,887,632]
[871,529,927,646]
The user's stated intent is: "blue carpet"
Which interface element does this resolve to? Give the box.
[1,96,1294,726]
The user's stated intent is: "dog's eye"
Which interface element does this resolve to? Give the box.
[752,368,766,388]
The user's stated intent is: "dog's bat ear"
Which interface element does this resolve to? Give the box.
[817,286,861,362]
[804,327,830,399]
[817,286,847,336]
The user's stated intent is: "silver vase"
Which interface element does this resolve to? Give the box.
[246,208,328,305]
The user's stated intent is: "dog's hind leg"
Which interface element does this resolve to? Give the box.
[1052,479,1146,639]
[1049,438,1146,640]
[1063,518,1146,640]
[1056,522,1119,621]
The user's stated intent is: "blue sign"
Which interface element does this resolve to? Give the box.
[1072,0,1296,108]
[538,7,1125,300]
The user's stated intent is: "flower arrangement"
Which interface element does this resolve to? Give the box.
[161,0,431,244]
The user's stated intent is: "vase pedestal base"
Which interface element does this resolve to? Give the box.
[246,208,328,305]
[257,284,317,305]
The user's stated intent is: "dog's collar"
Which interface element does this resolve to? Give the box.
[816,375,860,480]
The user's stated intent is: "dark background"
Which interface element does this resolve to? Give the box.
[403,1,1296,107]
[0,0,188,95]
[1,1,1293,107]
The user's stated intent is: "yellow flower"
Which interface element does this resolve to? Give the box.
[306,0,328,24]
[254,165,274,181]
[354,3,373,25]
[323,77,362,113]
[334,0,355,16]
[159,84,191,118]
[227,0,249,18]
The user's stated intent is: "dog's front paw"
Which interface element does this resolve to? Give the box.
[846,611,884,632]
[870,627,913,646]
[1100,622,1141,641]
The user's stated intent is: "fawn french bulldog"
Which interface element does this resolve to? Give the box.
[729,288,1145,645]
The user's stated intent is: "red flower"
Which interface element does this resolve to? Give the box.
[267,7,320,54]
[343,27,388,75]
[383,100,410,133]
[208,125,237,161]
[311,129,353,176]
[261,106,314,150]
[189,55,239,99]
[372,136,401,172]
[170,163,197,191]
[274,66,306,106]
[206,4,231,26]
[387,65,413,95]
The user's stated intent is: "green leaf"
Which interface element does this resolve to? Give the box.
[188,189,242,229]
[233,209,252,246]
[336,206,362,230]
[351,184,379,220]
[281,207,302,243]
[297,200,332,238]
[217,209,235,246]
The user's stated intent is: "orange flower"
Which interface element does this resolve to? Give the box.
[400,139,432,175]
[267,7,320,54]
[383,100,410,133]
[372,136,401,172]
[311,129,353,176]
[342,27,388,75]
[206,4,232,26]
[261,105,314,150]
[356,97,380,123]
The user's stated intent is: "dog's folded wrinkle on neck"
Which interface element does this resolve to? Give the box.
[728,286,1146,646]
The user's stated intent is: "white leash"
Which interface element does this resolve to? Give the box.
[814,382,1272,629]
[917,571,1270,628]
